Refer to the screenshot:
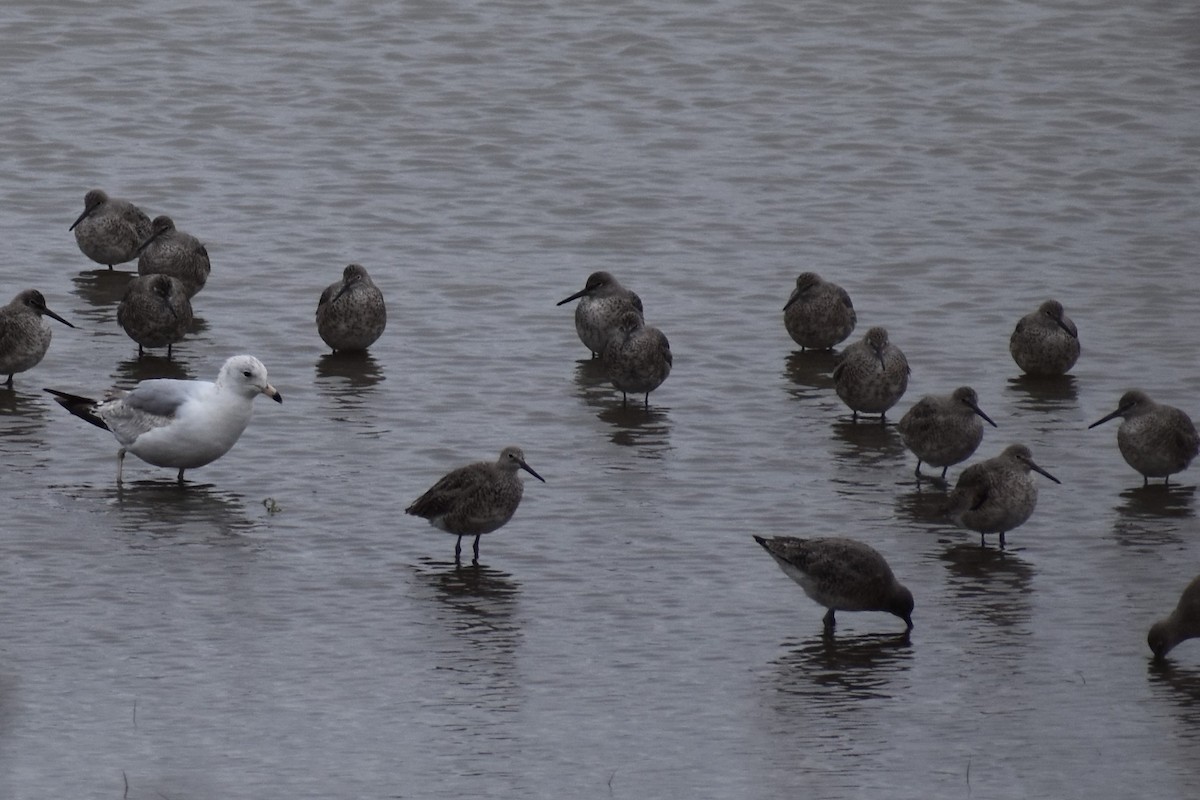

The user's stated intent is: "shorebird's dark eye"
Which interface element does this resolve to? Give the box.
[243,370,252,377]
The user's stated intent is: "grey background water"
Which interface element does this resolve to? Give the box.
[1,0,1198,797]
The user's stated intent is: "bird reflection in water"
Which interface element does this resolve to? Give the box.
[769,632,913,707]
[71,268,135,310]
[415,558,523,702]
[110,481,262,542]
[316,350,385,391]
[939,541,1035,630]
[894,482,953,525]
[113,353,195,384]
[597,404,672,452]
[573,357,613,404]
[1116,484,1196,520]
[1006,374,1078,413]
[783,349,839,401]
[831,417,907,465]
[1148,660,1200,729]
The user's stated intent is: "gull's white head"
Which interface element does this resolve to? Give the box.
[217,355,283,403]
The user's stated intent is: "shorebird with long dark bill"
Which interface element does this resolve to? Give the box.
[406,446,545,563]
[944,444,1060,548]
[69,189,152,269]
[898,386,997,482]
[0,290,75,387]
[557,271,643,358]
[754,535,914,635]
[1089,390,1199,486]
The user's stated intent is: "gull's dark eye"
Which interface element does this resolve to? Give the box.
[243,370,252,377]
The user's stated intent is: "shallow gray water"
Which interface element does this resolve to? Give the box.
[2,0,1200,797]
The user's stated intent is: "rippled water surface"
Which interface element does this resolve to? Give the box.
[2,1,1200,797]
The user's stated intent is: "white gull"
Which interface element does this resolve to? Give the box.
[45,354,282,484]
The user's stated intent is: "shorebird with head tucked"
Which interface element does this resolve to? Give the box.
[69,189,152,269]
[316,264,387,353]
[117,274,193,359]
[898,386,997,481]
[754,535,914,635]
[1089,390,1199,486]
[602,308,672,408]
[0,289,75,387]
[944,444,1060,548]
[782,272,856,351]
[406,446,545,563]
[832,326,909,422]
[1009,299,1079,376]
[557,271,643,358]
[135,215,211,297]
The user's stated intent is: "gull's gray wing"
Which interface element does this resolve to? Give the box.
[98,379,209,445]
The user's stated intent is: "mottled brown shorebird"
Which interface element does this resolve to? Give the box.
[1009,299,1080,376]
[45,355,282,484]
[1088,390,1199,486]
[898,386,997,481]
[117,274,193,359]
[405,446,545,562]
[316,264,387,353]
[1149,574,1200,661]
[69,189,152,269]
[135,215,211,297]
[832,326,910,421]
[754,535,914,634]
[944,444,1060,548]
[0,290,75,387]
[602,308,672,408]
[782,272,856,351]
[557,271,644,358]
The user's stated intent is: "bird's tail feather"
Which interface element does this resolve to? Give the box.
[43,389,110,431]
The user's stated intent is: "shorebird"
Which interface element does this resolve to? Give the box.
[69,189,152,269]
[116,274,193,359]
[405,446,545,562]
[754,535,914,634]
[782,272,856,351]
[832,326,909,421]
[0,290,75,387]
[1089,390,1199,486]
[1148,574,1200,661]
[316,264,387,353]
[601,308,672,408]
[898,386,997,481]
[45,355,281,484]
[944,444,1060,548]
[1009,299,1080,376]
[557,271,644,358]
[135,215,211,297]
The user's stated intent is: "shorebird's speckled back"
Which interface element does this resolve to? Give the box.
[1089,389,1199,485]
[601,308,672,407]
[117,274,193,358]
[898,386,997,480]
[754,535,914,633]
[316,263,387,352]
[832,326,909,420]
[557,271,644,357]
[1009,299,1080,376]
[944,444,1060,548]
[782,272,856,350]
[136,215,211,297]
[69,189,153,269]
